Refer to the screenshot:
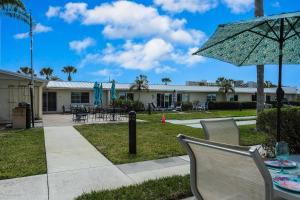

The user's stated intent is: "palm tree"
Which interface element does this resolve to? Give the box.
[40,67,53,80]
[216,77,235,101]
[62,66,77,81]
[255,0,264,113]
[0,0,26,10]
[0,0,29,24]
[264,81,276,88]
[130,75,149,102]
[161,77,171,85]
[17,66,34,75]
[50,76,61,81]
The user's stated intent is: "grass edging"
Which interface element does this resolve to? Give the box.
[76,175,192,200]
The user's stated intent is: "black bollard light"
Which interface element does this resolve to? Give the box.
[148,103,151,115]
[128,111,136,154]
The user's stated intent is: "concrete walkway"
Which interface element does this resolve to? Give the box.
[167,116,256,128]
[44,126,133,200]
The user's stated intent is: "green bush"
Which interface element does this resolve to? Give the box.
[208,101,256,110]
[114,99,145,112]
[182,102,193,111]
[257,107,300,153]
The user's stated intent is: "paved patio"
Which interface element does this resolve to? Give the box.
[166,116,256,128]
[43,114,128,127]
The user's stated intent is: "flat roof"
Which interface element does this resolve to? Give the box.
[46,81,298,94]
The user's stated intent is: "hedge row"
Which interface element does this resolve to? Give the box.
[208,101,256,110]
[114,99,145,111]
[257,107,300,153]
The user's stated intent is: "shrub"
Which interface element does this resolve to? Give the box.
[208,101,256,110]
[182,102,193,111]
[257,107,300,154]
[114,99,145,112]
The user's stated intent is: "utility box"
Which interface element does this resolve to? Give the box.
[12,107,27,129]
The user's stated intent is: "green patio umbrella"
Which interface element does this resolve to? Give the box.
[93,82,99,106]
[110,80,117,102]
[99,83,103,106]
[193,11,300,141]
[110,80,117,121]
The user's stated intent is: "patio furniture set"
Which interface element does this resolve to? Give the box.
[70,105,127,122]
[178,119,300,200]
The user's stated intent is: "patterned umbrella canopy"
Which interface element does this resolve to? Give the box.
[110,80,117,102]
[93,82,99,106]
[193,11,300,142]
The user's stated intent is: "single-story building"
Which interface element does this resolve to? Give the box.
[0,69,45,124]
[1,69,299,122]
[44,80,299,113]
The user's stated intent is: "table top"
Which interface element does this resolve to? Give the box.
[269,155,300,200]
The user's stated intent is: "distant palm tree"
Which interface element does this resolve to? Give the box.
[216,77,235,101]
[264,81,276,88]
[40,67,53,80]
[255,0,265,113]
[62,65,77,81]
[50,76,61,81]
[161,77,171,85]
[130,75,149,102]
[17,66,34,75]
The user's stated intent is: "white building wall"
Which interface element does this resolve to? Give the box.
[0,77,43,123]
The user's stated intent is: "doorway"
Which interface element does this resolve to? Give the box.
[43,92,57,112]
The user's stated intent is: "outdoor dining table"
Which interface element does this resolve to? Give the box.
[269,155,300,200]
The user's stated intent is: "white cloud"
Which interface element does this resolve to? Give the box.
[91,69,122,78]
[14,23,52,39]
[222,0,253,14]
[155,66,176,74]
[60,2,87,23]
[172,47,206,66]
[69,37,95,53]
[78,53,102,68]
[103,38,173,71]
[46,6,61,18]
[154,0,218,13]
[272,1,280,8]
[48,1,206,45]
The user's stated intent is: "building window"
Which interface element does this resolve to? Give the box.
[266,95,271,103]
[127,93,134,101]
[177,93,182,103]
[71,92,89,104]
[252,94,257,101]
[119,92,126,100]
[182,94,189,102]
[234,95,239,101]
[207,94,216,102]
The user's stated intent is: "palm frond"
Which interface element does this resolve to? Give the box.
[0,4,30,24]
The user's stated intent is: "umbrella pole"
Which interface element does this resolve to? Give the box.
[276,18,285,142]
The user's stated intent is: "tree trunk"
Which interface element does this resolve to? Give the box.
[68,73,71,81]
[255,0,264,114]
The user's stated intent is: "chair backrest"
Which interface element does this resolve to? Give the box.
[177,134,273,200]
[200,118,240,145]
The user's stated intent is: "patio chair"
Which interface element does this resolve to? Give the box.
[177,134,273,200]
[200,118,240,145]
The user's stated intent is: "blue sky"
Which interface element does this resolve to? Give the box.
[1,0,300,86]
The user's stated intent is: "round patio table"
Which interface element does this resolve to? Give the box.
[269,155,300,200]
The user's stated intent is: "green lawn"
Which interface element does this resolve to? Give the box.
[76,109,266,164]
[76,175,191,200]
[138,109,256,122]
[0,128,47,180]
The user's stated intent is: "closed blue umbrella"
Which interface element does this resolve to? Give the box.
[110,80,117,121]
[99,83,103,106]
[110,80,117,101]
[93,82,99,106]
